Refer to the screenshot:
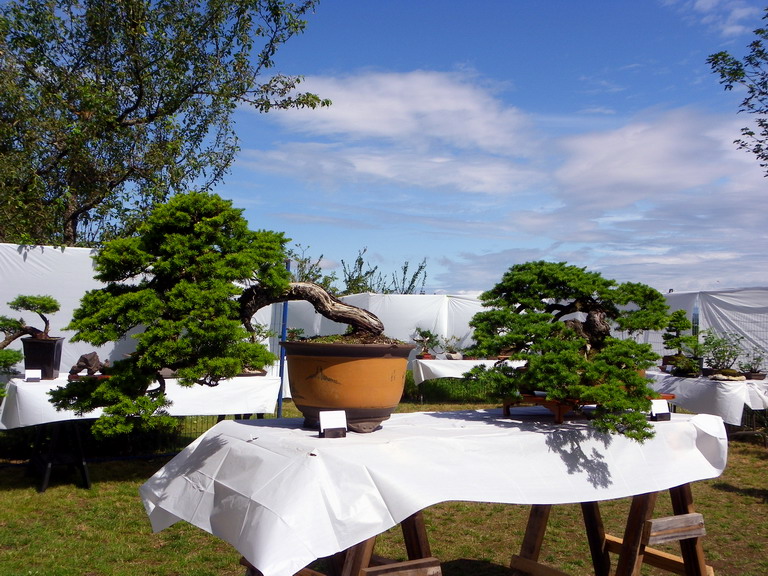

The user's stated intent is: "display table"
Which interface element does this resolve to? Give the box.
[0,374,282,430]
[412,359,526,385]
[647,370,768,425]
[140,408,727,576]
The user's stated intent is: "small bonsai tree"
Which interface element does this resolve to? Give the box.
[738,346,765,374]
[413,327,440,357]
[51,191,386,437]
[0,295,62,376]
[661,310,702,376]
[0,295,61,343]
[662,310,699,355]
[700,330,744,373]
[466,261,670,442]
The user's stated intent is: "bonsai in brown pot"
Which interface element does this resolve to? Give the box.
[240,282,414,433]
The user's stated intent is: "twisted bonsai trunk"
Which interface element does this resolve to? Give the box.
[239,281,385,338]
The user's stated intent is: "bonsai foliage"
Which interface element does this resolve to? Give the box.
[0,294,61,375]
[50,191,291,437]
[467,261,669,441]
[738,346,765,373]
[413,327,440,356]
[662,310,701,375]
[700,331,744,371]
[1,294,60,341]
[662,310,698,355]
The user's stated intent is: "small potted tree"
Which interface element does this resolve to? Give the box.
[738,346,765,380]
[441,335,464,360]
[661,310,702,376]
[0,295,63,379]
[465,261,670,442]
[412,327,440,359]
[700,330,744,377]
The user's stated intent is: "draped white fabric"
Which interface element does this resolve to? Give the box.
[140,409,727,576]
[0,375,282,429]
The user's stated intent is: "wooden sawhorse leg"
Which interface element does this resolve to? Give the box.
[510,484,712,576]
[607,484,712,576]
[240,511,439,576]
[510,503,610,576]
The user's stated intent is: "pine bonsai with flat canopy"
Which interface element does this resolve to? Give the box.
[51,191,384,438]
[466,261,670,441]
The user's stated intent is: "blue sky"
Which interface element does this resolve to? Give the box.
[218,0,768,295]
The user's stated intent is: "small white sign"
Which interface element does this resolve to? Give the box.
[319,410,347,432]
[24,369,42,382]
[650,398,670,416]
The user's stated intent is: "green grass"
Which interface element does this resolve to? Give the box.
[0,400,765,576]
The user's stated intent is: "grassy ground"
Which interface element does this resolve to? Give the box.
[0,400,765,576]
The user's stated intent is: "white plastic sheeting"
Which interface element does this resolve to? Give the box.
[3,242,768,381]
[699,288,768,354]
[140,409,727,576]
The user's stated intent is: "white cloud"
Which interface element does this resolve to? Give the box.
[259,70,537,157]
[232,69,768,294]
[666,0,763,37]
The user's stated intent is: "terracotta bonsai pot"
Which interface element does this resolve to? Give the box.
[281,341,415,433]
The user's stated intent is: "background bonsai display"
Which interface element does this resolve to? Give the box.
[0,295,62,377]
[661,310,702,376]
[413,327,440,358]
[738,346,765,378]
[700,330,744,376]
[50,191,388,437]
[466,261,670,441]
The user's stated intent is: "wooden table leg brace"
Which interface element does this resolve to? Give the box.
[509,483,714,576]
[240,512,440,576]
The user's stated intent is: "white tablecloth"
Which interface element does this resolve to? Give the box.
[647,370,768,425]
[140,408,727,576]
[0,375,282,429]
[412,359,526,384]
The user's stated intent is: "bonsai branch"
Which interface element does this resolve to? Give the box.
[240,281,385,337]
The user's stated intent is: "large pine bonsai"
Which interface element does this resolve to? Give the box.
[50,191,384,437]
[467,261,670,441]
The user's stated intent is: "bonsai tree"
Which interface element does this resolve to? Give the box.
[738,346,765,375]
[466,261,670,442]
[0,295,61,344]
[700,330,744,373]
[0,295,61,375]
[51,191,385,437]
[661,310,701,376]
[413,327,440,358]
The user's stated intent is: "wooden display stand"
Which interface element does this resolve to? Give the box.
[241,512,440,576]
[241,482,711,576]
[509,483,713,576]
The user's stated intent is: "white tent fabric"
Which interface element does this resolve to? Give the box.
[699,288,768,354]
[3,242,768,389]
[0,243,276,376]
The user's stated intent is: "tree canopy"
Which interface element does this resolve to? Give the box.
[50,191,291,437]
[467,261,670,441]
[709,8,768,175]
[0,0,328,246]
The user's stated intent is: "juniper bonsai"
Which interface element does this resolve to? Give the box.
[50,191,385,437]
[466,261,669,441]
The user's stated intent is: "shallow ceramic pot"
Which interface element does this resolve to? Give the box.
[281,341,415,433]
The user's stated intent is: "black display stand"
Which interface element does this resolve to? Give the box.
[30,421,91,492]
